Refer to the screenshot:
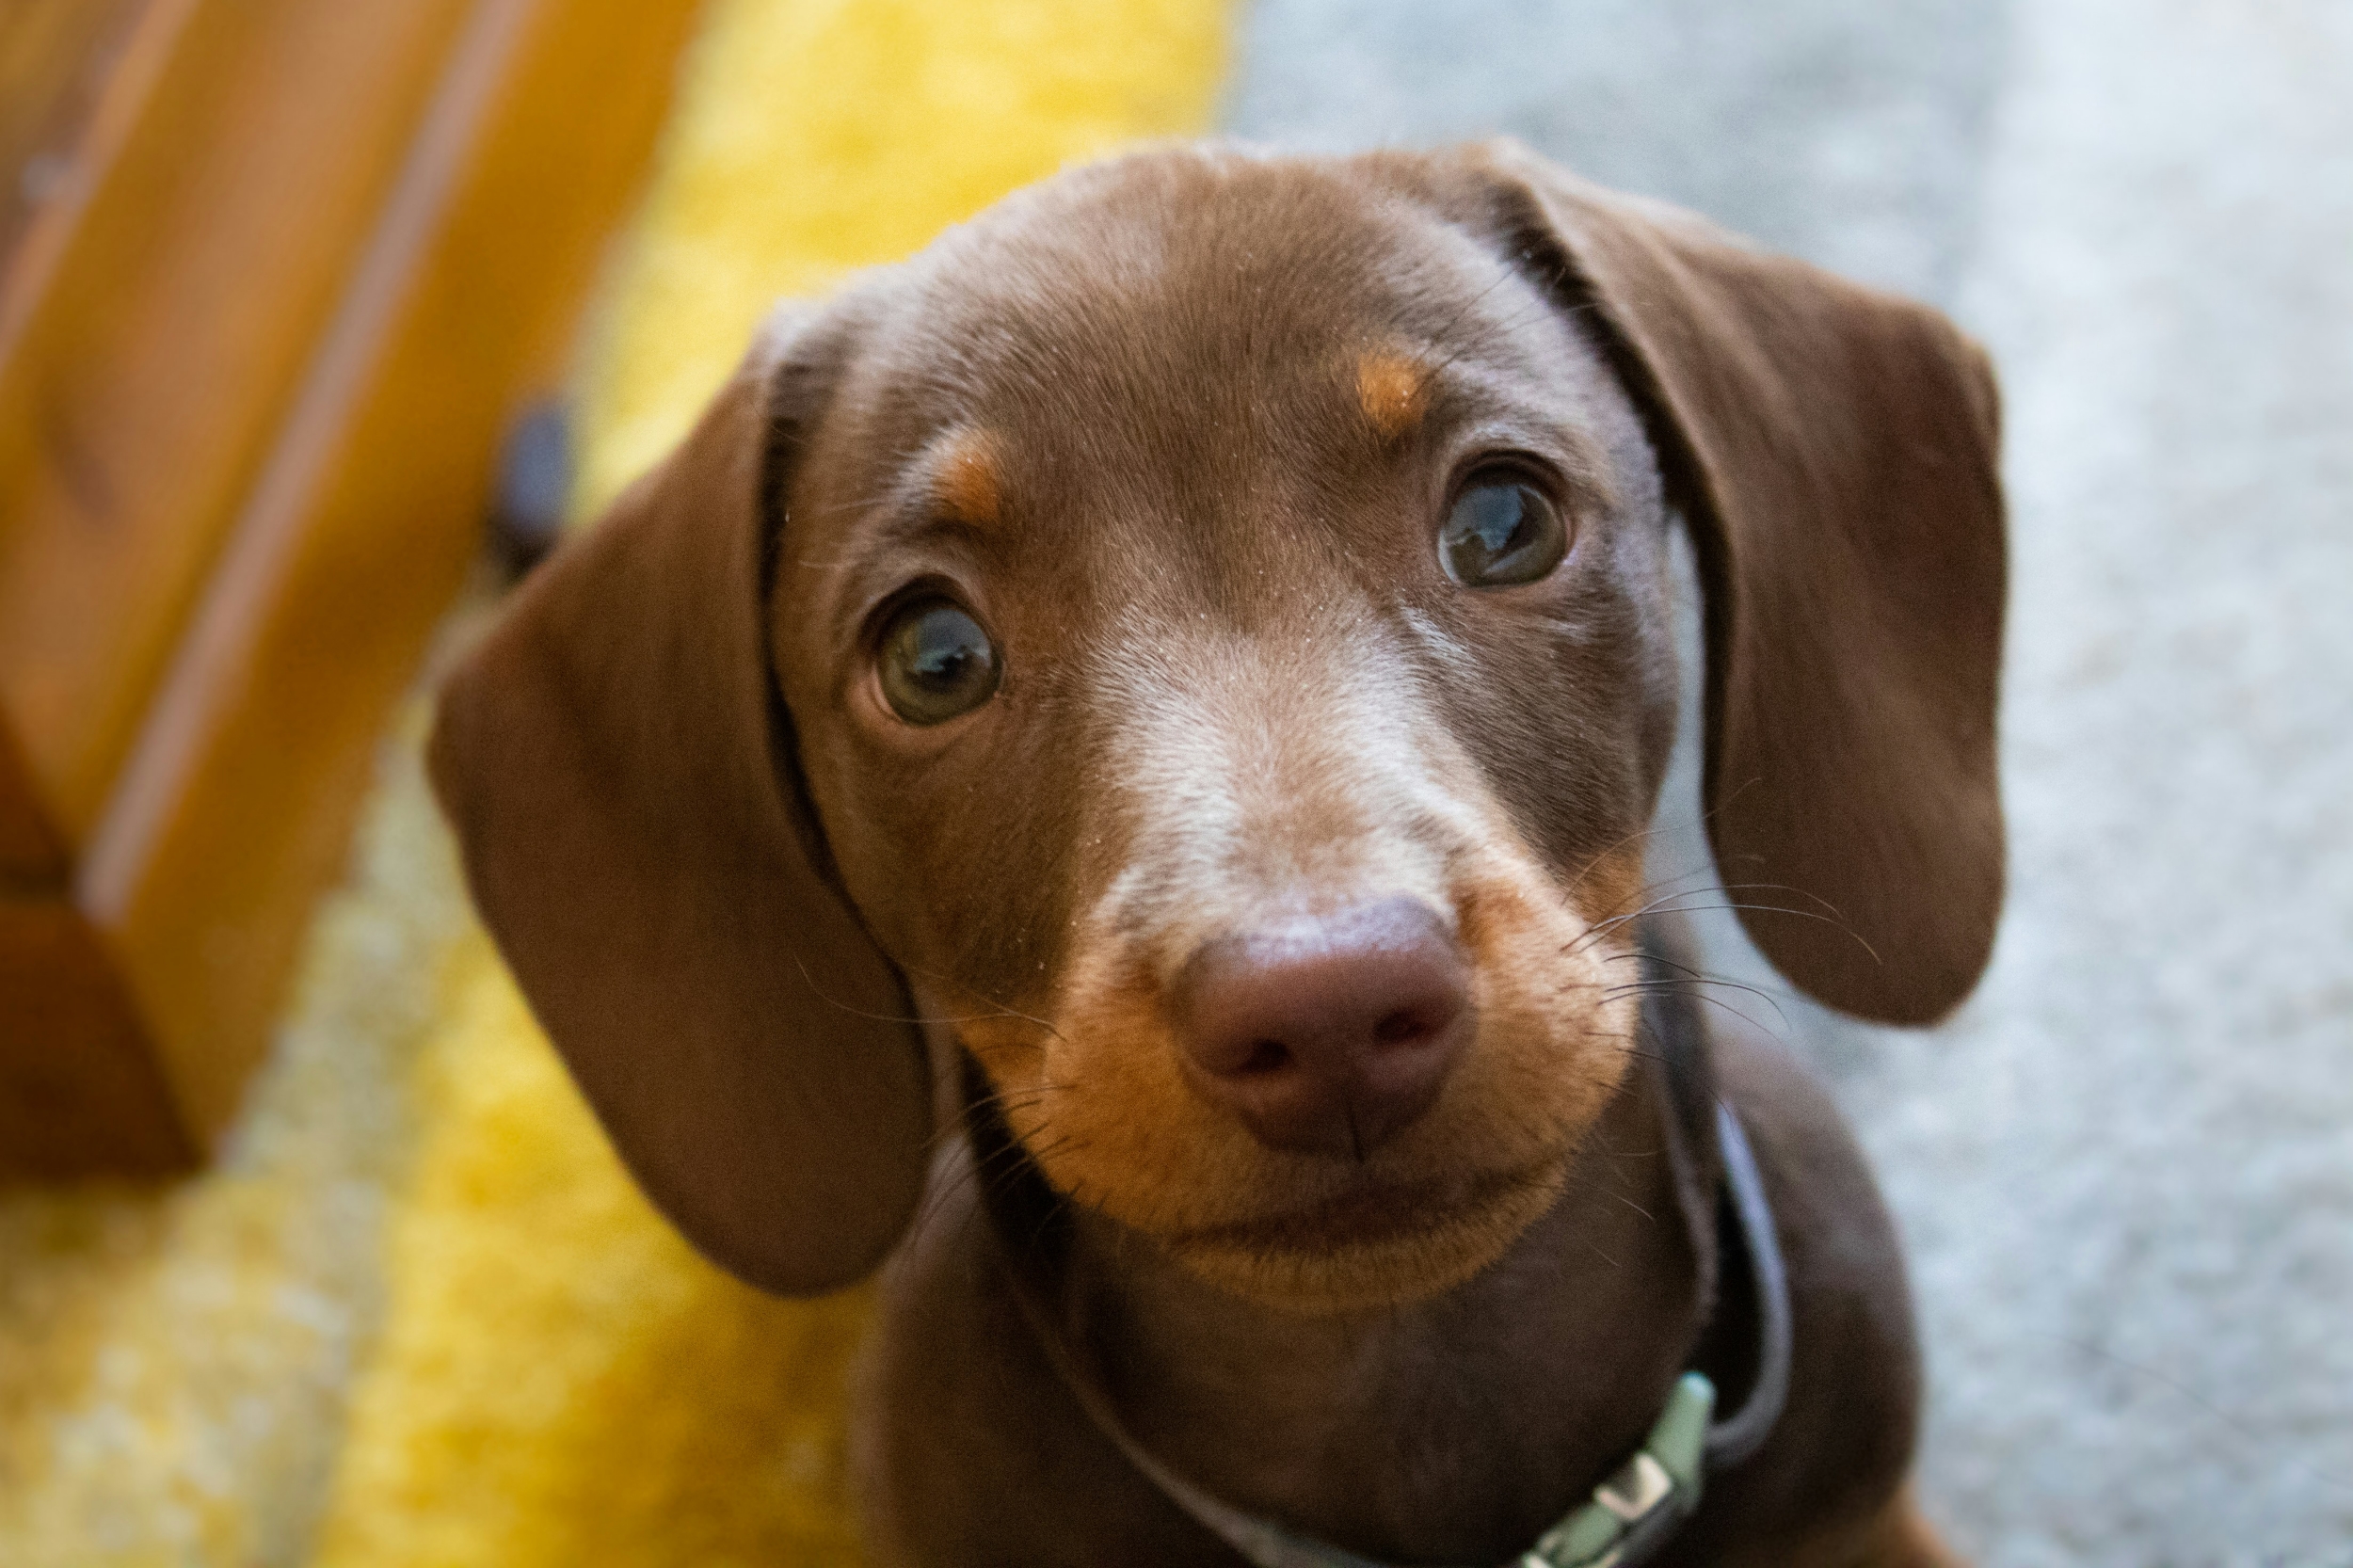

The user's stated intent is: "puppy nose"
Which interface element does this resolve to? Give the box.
[1172,897,1471,1159]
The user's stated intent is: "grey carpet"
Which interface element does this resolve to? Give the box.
[1227,3,2353,1562]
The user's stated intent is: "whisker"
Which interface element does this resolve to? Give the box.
[890,958,1067,1043]
[1611,963,1791,1030]
[1602,980,1784,1040]
[908,1095,1073,1242]
[1546,857,1725,949]
[1571,822,1673,882]
[1611,1192,1657,1224]
[792,955,1066,1031]
[1570,895,1880,967]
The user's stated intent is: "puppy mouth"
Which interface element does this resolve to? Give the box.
[1162,1159,1556,1256]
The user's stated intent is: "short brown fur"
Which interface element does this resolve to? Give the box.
[430,141,2001,1565]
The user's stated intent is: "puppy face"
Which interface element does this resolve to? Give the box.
[769,152,1680,1311]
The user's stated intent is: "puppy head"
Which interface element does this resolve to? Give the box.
[431,143,2004,1309]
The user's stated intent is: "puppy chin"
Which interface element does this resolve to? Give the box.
[1162,1161,1566,1314]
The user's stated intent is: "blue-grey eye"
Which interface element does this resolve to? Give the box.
[1439,475,1568,587]
[877,599,1000,725]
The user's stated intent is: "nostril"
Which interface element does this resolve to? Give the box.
[1372,1008,1433,1046]
[1239,1038,1289,1075]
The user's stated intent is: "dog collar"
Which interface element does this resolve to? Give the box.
[995,1096,1793,1568]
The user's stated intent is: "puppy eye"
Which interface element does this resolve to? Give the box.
[877,599,1001,726]
[1439,475,1568,587]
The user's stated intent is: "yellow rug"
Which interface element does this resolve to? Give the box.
[314,2,1231,1560]
[0,2,1227,1561]
[570,0,1234,522]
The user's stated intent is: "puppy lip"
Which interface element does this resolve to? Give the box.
[1160,1158,1551,1256]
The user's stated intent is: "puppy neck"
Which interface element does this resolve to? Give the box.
[1032,1054,1712,1565]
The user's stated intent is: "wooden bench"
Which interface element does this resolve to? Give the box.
[0,0,704,1178]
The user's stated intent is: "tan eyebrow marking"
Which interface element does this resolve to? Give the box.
[1355,349,1429,440]
[935,430,1003,527]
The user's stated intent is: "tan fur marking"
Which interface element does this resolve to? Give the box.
[1839,1489,1971,1568]
[1355,349,1428,440]
[936,431,1002,525]
[1568,843,1650,934]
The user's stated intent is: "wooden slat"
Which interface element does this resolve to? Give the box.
[0,893,193,1178]
[0,0,478,849]
[0,714,65,883]
[78,0,705,1147]
[0,0,158,268]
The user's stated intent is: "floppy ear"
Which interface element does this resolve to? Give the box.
[428,310,932,1293]
[1464,142,2008,1026]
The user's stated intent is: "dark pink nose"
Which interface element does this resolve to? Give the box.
[1171,897,1471,1159]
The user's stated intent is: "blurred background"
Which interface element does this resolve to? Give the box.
[1,0,2346,1562]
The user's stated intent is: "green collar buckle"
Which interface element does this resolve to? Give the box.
[1518,1371,1715,1568]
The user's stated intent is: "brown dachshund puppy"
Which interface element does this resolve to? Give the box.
[429,141,2002,1566]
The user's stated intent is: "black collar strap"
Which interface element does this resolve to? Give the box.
[999,1098,1792,1568]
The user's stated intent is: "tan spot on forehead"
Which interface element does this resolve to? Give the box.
[1355,349,1429,440]
[936,430,1002,525]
